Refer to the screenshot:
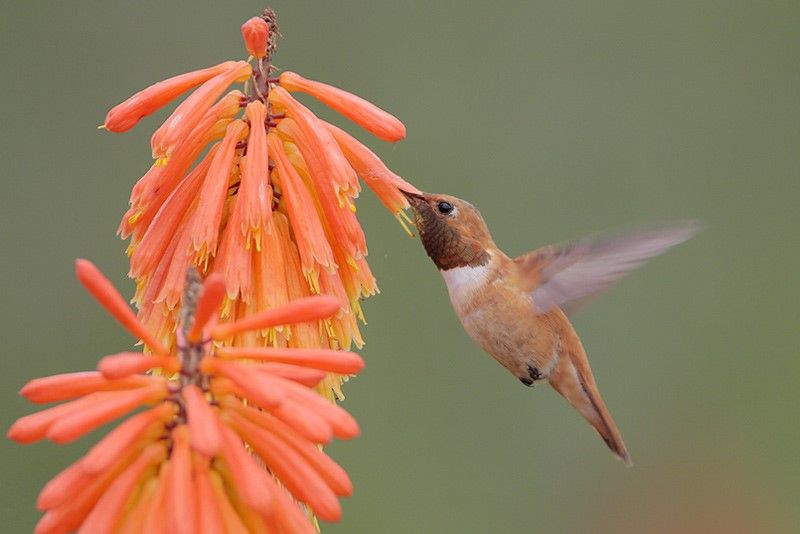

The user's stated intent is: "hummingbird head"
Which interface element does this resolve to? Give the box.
[401,190,494,270]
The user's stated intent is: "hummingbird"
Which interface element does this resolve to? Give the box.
[401,190,699,465]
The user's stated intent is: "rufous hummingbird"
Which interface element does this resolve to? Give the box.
[402,190,699,465]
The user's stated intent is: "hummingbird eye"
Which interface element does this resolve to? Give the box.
[436,201,454,215]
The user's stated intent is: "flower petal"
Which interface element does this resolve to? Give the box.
[9,393,110,444]
[277,120,366,261]
[34,443,141,533]
[151,61,251,159]
[121,90,244,242]
[270,87,360,197]
[215,346,364,374]
[186,273,226,342]
[270,484,318,534]
[189,119,248,265]
[279,71,406,142]
[251,362,326,387]
[75,259,169,354]
[116,476,159,534]
[212,189,253,302]
[164,426,197,534]
[46,384,168,444]
[141,462,170,534]
[220,394,333,445]
[233,401,352,496]
[269,132,335,274]
[237,101,273,247]
[81,403,173,475]
[325,121,421,213]
[77,443,166,534]
[129,147,214,280]
[217,424,276,516]
[203,359,285,409]
[280,377,360,439]
[251,212,290,315]
[207,467,251,534]
[193,456,226,534]
[270,398,335,445]
[104,61,237,132]
[182,385,222,457]
[226,410,342,521]
[212,295,341,340]
[97,352,179,379]
[20,371,153,404]
[36,460,91,512]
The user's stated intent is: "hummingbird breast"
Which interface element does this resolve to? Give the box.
[440,256,561,381]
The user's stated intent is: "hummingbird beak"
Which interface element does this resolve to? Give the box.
[399,189,428,236]
[400,189,426,211]
[400,188,424,199]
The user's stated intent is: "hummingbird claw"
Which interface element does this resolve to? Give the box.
[527,364,543,381]
[518,364,544,387]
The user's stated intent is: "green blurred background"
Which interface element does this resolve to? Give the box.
[2,1,798,532]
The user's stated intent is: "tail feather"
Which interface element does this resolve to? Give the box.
[548,349,631,466]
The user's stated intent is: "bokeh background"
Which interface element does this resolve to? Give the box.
[2,1,798,532]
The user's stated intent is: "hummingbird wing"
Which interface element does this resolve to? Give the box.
[514,222,701,314]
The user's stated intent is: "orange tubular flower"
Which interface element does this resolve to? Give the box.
[237,101,272,248]
[103,61,239,133]
[9,260,365,532]
[279,71,406,142]
[326,121,422,215]
[188,119,249,267]
[150,61,252,160]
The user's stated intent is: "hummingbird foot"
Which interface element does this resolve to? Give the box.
[527,364,543,380]
[518,364,544,387]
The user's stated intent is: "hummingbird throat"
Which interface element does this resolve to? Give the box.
[412,203,490,270]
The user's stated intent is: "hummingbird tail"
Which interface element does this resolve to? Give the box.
[549,351,632,466]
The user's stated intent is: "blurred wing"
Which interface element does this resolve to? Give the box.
[514,222,701,314]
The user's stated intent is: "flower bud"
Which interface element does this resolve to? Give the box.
[241,17,269,58]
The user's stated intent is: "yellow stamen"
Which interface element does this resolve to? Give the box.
[305,270,320,294]
[395,212,414,237]
[127,210,143,226]
[398,209,414,225]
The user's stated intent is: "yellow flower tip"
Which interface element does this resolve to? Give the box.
[305,270,321,294]
[97,124,107,130]
[345,256,359,270]
[126,210,143,226]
